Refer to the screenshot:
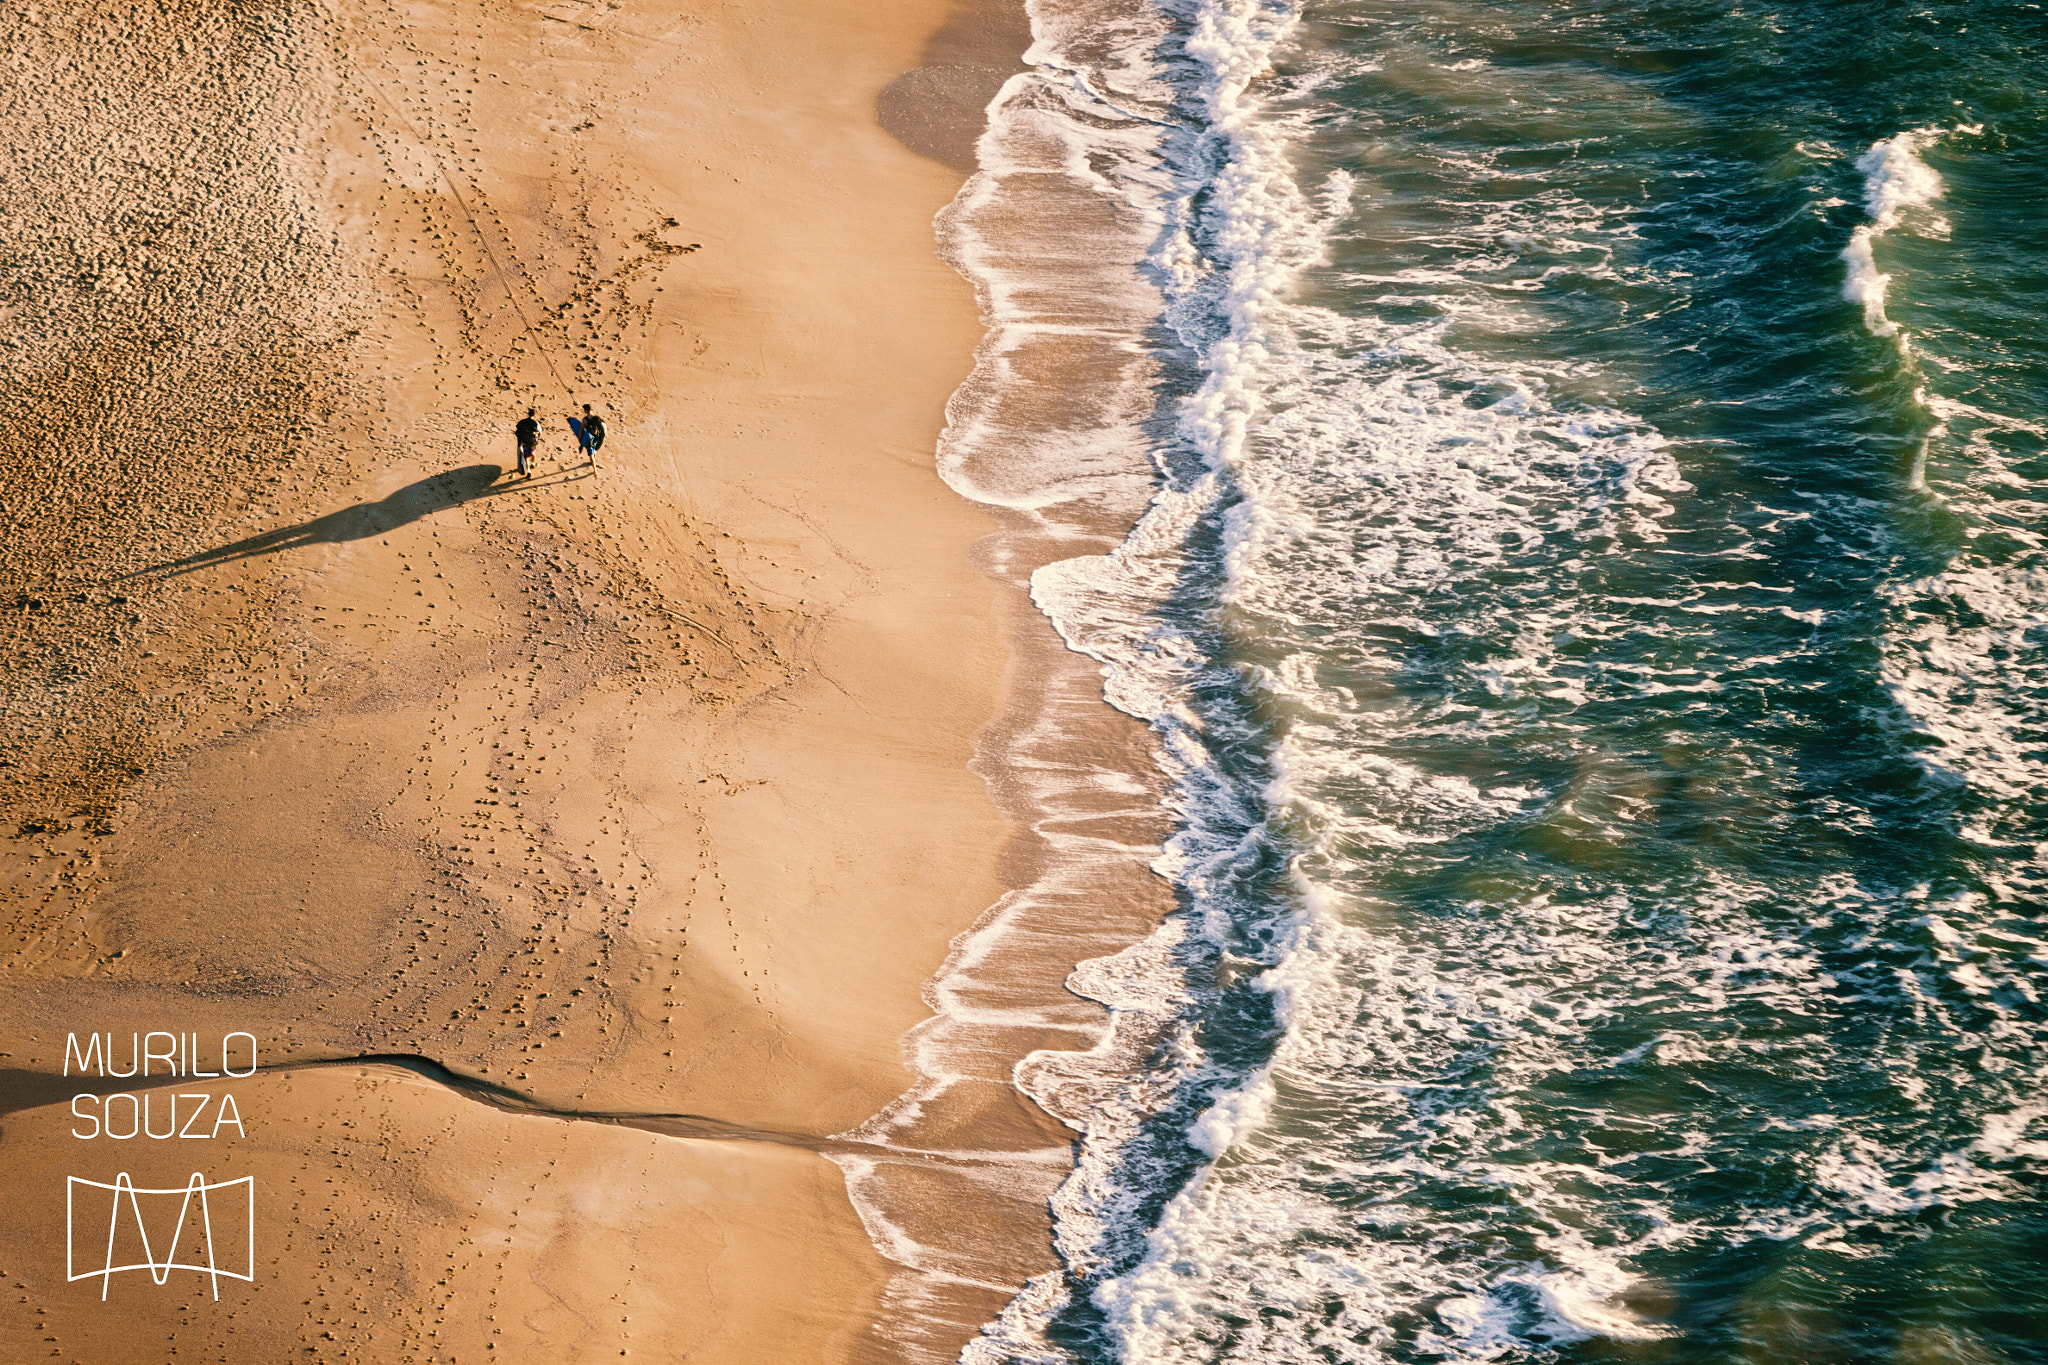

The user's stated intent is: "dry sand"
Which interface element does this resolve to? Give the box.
[0,0,1075,1360]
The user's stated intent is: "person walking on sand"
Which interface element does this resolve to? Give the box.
[567,403,605,467]
[515,408,540,478]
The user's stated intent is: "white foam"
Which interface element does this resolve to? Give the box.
[830,6,1205,1357]
[1877,556,2048,809]
[969,0,1710,1355]
[1841,127,1948,341]
[897,9,2048,1365]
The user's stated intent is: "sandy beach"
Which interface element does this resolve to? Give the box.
[0,0,1075,1359]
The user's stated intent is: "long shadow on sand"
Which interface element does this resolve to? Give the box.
[126,462,591,579]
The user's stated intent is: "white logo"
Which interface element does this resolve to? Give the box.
[66,1173,254,1300]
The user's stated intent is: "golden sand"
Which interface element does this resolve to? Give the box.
[0,0,1051,1358]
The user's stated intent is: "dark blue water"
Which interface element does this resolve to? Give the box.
[949,1,2048,1360]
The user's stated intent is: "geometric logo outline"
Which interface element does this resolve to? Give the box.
[66,1174,254,1301]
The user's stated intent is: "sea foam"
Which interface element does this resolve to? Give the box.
[881,4,2048,1361]
[1841,127,1948,342]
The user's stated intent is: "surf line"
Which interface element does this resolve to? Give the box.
[339,54,580,405]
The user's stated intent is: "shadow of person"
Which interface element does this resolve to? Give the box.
[126,463,582,580]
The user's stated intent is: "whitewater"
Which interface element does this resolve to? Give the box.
[855,0,2048,1361]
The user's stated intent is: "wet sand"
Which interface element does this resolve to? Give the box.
[0,0,1053,1359]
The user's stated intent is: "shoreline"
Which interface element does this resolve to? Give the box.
[0,0,1078,1359]
[833,0,1191,1351]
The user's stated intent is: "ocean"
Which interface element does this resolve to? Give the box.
[893,0,2048,1360]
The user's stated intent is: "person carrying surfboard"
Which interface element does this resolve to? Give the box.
[514,408,540,478]
[567,404,605,468]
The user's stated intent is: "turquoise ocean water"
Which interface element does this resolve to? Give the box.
[925,1,2048,1360]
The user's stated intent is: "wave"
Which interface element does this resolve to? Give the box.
[827,0,1200,1359]
[948,0,1697,1355]
[1840,126,1960,344]
[1844,126,2048,843]
[868,3,2048,1361]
